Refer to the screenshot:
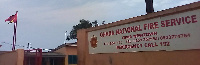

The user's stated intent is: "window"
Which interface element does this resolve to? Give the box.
[68,55,77,64]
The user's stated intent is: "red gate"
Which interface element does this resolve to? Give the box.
[24,49,42,65]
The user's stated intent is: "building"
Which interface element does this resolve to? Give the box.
[0,42,77,65]
[77,1,200,65]
[53,42,78,65]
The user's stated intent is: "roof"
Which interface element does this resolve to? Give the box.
[42,52,66,57]
[24,52,66,57]
[50,42,77,52]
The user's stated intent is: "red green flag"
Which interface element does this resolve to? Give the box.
[5,11,18,51]
[5,11,18,23]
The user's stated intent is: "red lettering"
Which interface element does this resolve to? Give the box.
[154,22,159,29]
[171,19,176,26]
[100,32,105,37]
[130,26,135,32]
[185,16,191,24]
[116,46,123,49]
[182,17,185,24]
[126,27,131,33]
[122,36,129,39]
[184,33,190,37]
[122,28,126,34]
[133,35,136,38]
[166,20,170,27]
[138,25,142,31]
[144,24,147,30]
[161,15,197,27]
[116,44,142,49]
[145,22,159,29]
[116,29,120,35]
[161,21,165,27]
[191,15,197,23]
[160,42,170,46]
[100,32,103,37]
[126,40,131,43]
[145,42,157,47]
[106,32,109,36]
[108,31,111,36]
[176,17,182,25]
[150,23,154,29]
[154,32,157,35]
[129,35,132,38]
[112,30,114,35]
[135,26,139,31]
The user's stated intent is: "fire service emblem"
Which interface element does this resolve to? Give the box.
[90,35,98,48]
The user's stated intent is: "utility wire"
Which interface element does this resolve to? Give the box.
[0,42,53,51]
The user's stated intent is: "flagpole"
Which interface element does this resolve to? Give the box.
[5,11,18,51]
[12,33,15,51]
[15,11,17,51]
[12,11,18,51]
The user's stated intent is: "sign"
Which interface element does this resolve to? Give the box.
[88,9,200,54]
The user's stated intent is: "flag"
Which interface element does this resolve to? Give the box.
[5,11,18,51]
[5,11,18,23]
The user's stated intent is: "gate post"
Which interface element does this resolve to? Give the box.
[17,49,24,65]
[77,29,88,65]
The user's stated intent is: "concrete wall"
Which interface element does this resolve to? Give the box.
[55,47,68,65]
[55,46,77,65]
[66,46,77,55]
[77,1,200,65]
[0,49,24,65]
[66,46,77,65]
[55,47,67,55]
[77,29,200,65]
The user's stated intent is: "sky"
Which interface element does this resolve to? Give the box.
[0,0,199,51]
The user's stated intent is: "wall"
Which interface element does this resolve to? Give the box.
[0,49,24,65]
[77,1,200,65]
[78,29,200,65]
[78,39,200,65]
[66,46,77,55]
[66,46,77,65]
[55,47,67,55]
[55,46,77,65]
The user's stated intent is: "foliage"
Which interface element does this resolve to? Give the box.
[92,20,98,27]
[66,19,92,40]
[66,19,105,41]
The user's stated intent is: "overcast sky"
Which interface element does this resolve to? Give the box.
[0,0,199,51]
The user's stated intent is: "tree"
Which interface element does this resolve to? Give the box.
[102,21,105,25]
[66,19,105,41]
[92,20,98,27]
[66,19,92,40]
